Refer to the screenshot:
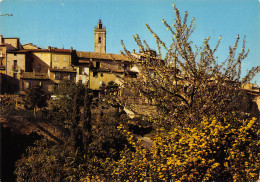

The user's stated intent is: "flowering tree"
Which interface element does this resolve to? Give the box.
[121,4,260,128]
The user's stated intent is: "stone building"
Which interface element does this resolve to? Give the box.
[0,33,77,94]
[0,35,24,93]
[19,48,77,94]
[0,35,23,74]
[75,51,135,90]
[0,20,137,94]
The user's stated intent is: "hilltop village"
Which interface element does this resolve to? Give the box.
[1,20,259,98]
[1,20,260,182]
[0,20,152,96]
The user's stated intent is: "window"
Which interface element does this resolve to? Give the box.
[13,60,17,70]
[14,53,17,56]
[13,73,17,79]
[79,67,83,75]
[25,81,31,89]
[63,57,67,62]
[55,72,61,80]
[78,80,82,84]
[93,71,98,78]
[96,62,100,68]
[68,73,73,81]
[100,73,103,77]
[14,60,17,67]
[99,37,101,43]
[54,56,57,62]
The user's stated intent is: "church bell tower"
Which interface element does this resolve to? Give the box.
[94,19,106,53]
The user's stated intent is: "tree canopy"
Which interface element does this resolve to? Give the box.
[23,85,47,110]
[121,4,260,128]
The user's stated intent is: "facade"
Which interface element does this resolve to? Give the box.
[0,40,77,94]
[75,51,136,90]
[0,35,23,74]
[19,48,77,94]
[0,35,25,93]
[0,20,137,94]
[0,44,7,74]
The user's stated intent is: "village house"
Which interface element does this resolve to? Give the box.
[1,19,258,108]
[0,35,24,93]
[19,47,77,94]
[0,20,138,95]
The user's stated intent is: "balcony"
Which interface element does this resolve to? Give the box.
[21,72,49,80]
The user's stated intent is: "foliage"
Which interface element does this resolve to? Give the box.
[23,85,47,110]
[15,81,92,181]
[15,139,86,181]
[50,80,82,121]
[14,114,130,181]
[15,81,130,181]
[0,96,16,116]
[54,79,78,97]
[121,4,260,128]
[112,116,260,182]
[101,81,119,95]
[90,113,129,161]
[48,80,86,134]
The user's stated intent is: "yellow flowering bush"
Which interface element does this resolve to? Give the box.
[112,116,259,181]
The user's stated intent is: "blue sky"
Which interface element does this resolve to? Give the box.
[0,0,259,84]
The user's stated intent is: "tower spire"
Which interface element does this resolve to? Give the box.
[98,19,102,29]
[94,19,106,53]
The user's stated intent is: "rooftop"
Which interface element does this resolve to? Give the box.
[77,51,131,62]
[7,48,72,54]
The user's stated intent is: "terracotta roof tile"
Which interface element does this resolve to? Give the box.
[0,43,9,46]
[7,48,72,54]
[77,51,131,62]
[7,49,31,53]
